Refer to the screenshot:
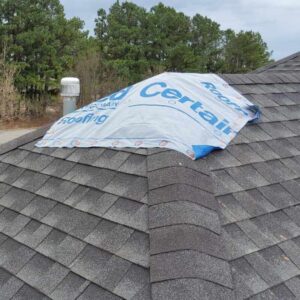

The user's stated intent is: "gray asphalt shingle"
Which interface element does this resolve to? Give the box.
[0,209,30,237]
[103,198,148,232]
[18,152,54,172]
[148,166,213,192]
[1,149,30,165]
[15,220,52,249]
[77,283,122,300]
[50,273,89,300]
[17,253,69,295]
[0,69,300,299]
[113,264,149,299]
[232,189,275,217]
[150,224,226,259]
[0,268,24,299]
[12,284,50,300]
[0,164,24,184]
[42,158,75,178]
[223,223,259,260]
[152,278,234,300]
[0,238,35,274]
[148,183,217,211]
[151,250,232,288]
[13,169,50,193]
[84,219,134,255]
[63,164,116,190]
[36,177,78,202]
[21,195,57,220]
[231,258,269,299]
[70,244,112,281]
[0,187,35,211]
[149,200,220,234]
[36,229,86,266]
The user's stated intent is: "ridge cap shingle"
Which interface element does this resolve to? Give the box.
[147,150,235,299]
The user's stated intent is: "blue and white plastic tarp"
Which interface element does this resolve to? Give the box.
[37,73,260,159]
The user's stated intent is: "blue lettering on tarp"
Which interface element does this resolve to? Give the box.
[201,82,249,116]
[139,82,234,136]
[58,113,108,125]
[109,85,133,101]
[78,86,133,113]
[140,82,167,97]
[56,80,251,137]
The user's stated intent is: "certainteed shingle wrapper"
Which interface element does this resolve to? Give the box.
[0,54,300,299]
[36,73,260,160]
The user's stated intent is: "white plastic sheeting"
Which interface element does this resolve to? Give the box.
[37,73,260,159]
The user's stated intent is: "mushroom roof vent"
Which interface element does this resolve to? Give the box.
[60,77,80,97]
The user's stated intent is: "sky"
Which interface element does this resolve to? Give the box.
[60,0,300,60]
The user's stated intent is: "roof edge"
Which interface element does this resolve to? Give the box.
[220,72,300,84]
[0,124,51,155]
[251,51,300,73]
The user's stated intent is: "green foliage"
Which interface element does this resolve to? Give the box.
[222,30,272,73]
[191,14,224,72]
[147,3,191,71]
[94,1,272,83]
[95,1,149,82]
[0,0,87,102]
[0,0,273,117]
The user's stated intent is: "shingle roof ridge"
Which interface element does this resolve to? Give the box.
[251,51,300,74]
[147,149,235,299]
[220,72,300,84]
[0,124,51,156]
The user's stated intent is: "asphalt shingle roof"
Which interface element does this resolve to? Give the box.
[0,65,300,299]
[253,52,300,74]
[0,140,150,299]
[210,71,300,299]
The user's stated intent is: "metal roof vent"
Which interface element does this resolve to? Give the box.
[60,77,80,115]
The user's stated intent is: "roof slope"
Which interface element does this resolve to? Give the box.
[253,52,300,73]
[0,139,150,299]
[212,72,300,299]
[0,72,299,299]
